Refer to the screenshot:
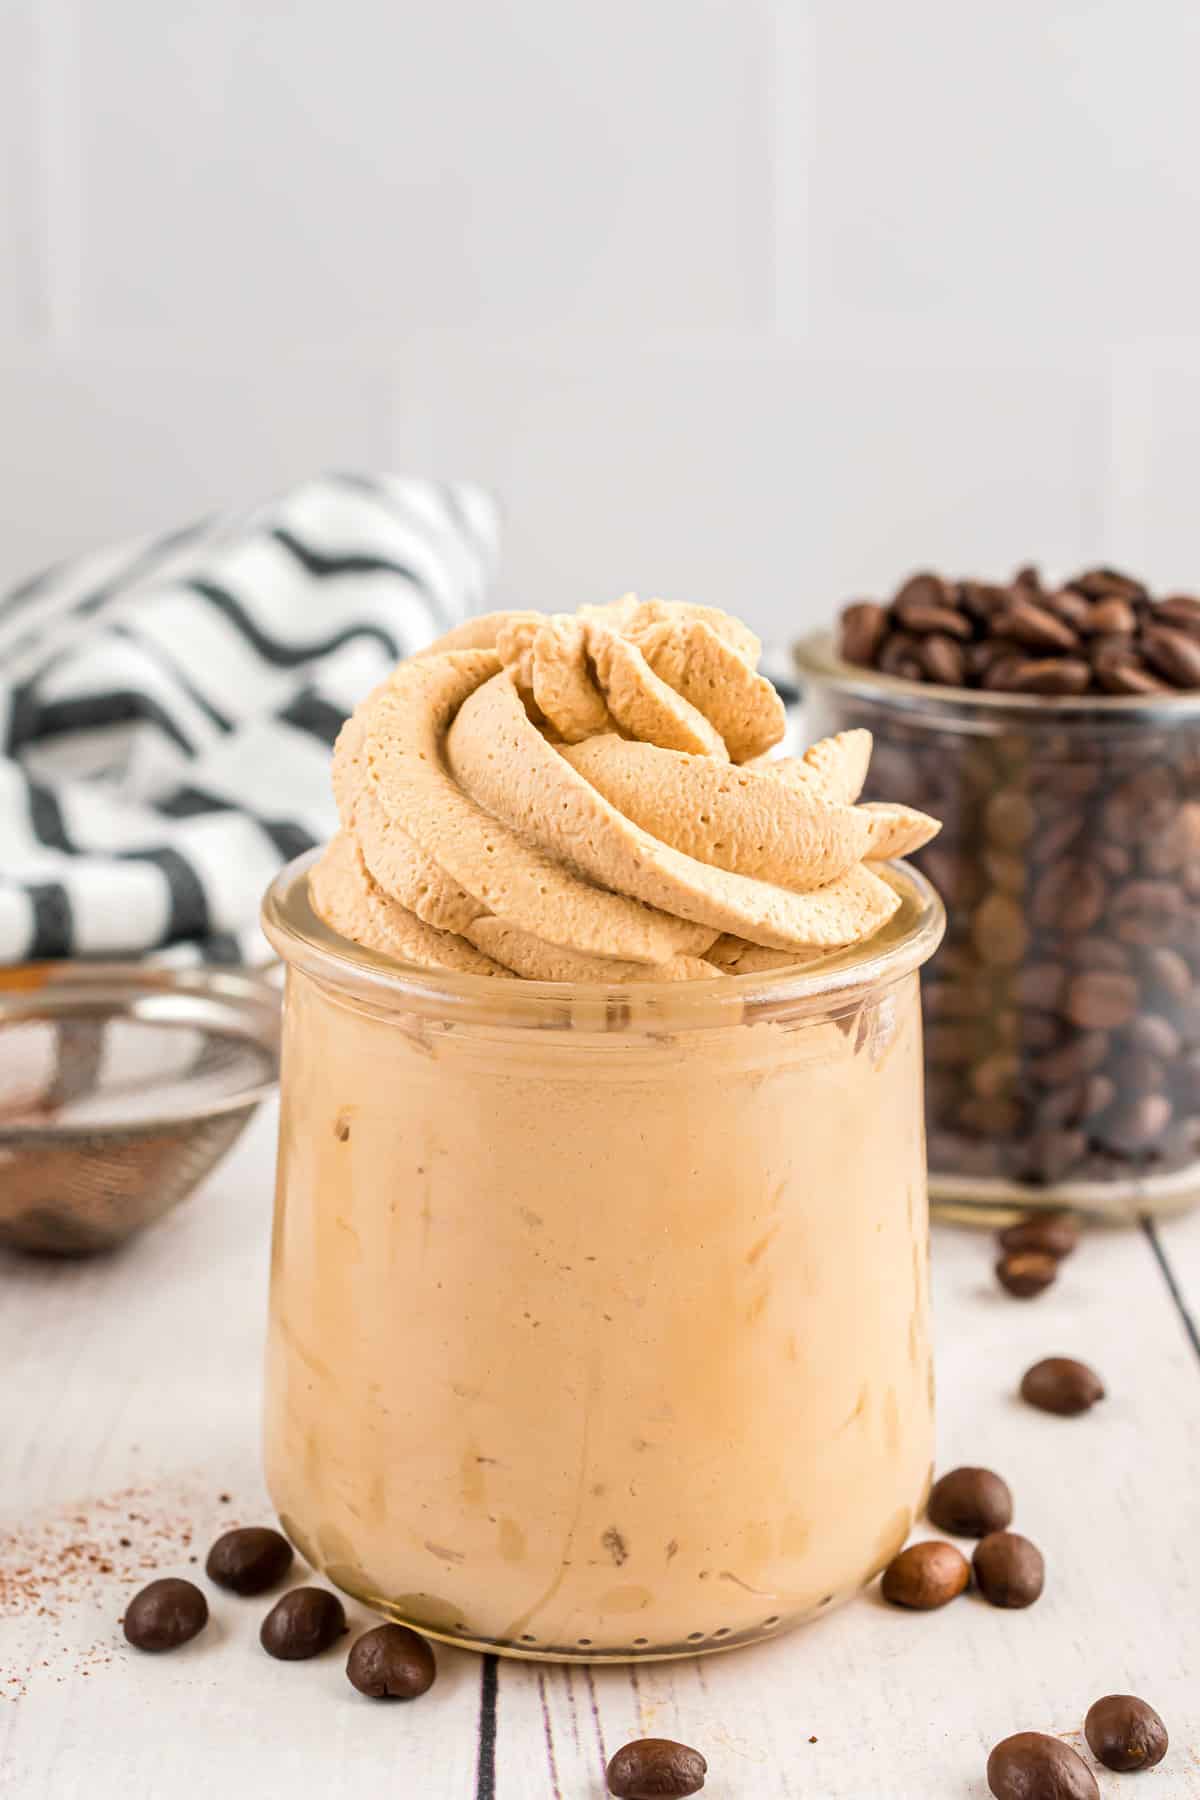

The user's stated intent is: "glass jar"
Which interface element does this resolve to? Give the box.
[796,631,1200,1222]
[260,850,943,1662]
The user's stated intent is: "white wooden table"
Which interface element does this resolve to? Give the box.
[3,1104,1199,1799]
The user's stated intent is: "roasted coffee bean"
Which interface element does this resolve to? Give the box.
[960,580,1011,620]
[899,600,973,639]
[982,653,1034,692]
[260,1587,348,1660]
[1128,1012,1182,1059]
[960,1095,1023,1137]
[1021,1012,1062,1053]
[1100,1092,1173,1151]
[1063,970,1138,1030]
[839,601,889,666]
[1084,1694,1168,1772]
[1105,766,1178,844]
[1015,961,1066,1010]
[1070,565,1146,601]
[1031,861,1106,933]
[994,597,1081,653]
[1029,1031,1109,1087]
[1044,588,1092,630]
[123,1578,209,1652]
[1033,811,1083,862]
[918,632,967,686]
[1087,596,1136,635]
[1068,935,1128,973]
[927,1467,1013,1537]
[1020,1130,1087,1184]
[972,893,1030,966]
[987,1733,1099,1800]
[878,632,925,681]
[997,1209,1080,1259]
[970,1052,1020,1101]
[1096,659,1170,695]
[1143,623,1200,687]
[972,1532,1045,1608]
[1119,1050,1167,1096]
[206,1527,294,1596]
[346,1624,436,1700]
[1008,657,1091,696]
[996,1251,1057,1298]
[606,1738,707,1799]
[880,1540,970,1609]
[1020,1356,1105,1415]
[1113,879,1185,946]
[1157,594,1200,632]
[985,791,1036,849]
[1097,841,1132,878]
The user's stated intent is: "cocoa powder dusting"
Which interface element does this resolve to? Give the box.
[0,1480,252,1701]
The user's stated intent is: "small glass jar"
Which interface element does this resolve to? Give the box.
[796,631,1200,1222]
[260,850,943,1662]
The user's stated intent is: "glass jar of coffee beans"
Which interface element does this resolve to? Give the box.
[796,565,1200,1221]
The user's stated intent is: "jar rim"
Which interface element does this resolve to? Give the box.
[794,629,1200,734]
[261,848,944,1030]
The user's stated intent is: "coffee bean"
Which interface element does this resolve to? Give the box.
[1009,657,1092,696]
[997,1209,1080,1259]
[1113,879,1185,946]
[206,1527,294,1596]
[1033,812,1083,862]
[987,1733,1099,1800]
[960,1095,1023,1137]
[1015,962,1066,1009]
[1021,1012,1062,1053]
[995,597,1081,653]
[346,1624,436,1699]
[985,792,1036,850]
[960,580,1011,621]
[123,1578,209,1652]
[1063,970,1138,1030]
[1101,1092,1173,1151]
[1084,1694,1168,1772]
[1119,1050,1167,1096]
[1031,861,1106,933]
[1157,594,1200,632]
[1087,596,1136,635]
[918,633,967,685]
[880,1540,970,1609]
[1128,1012,1182,1059]
[839,602,889,667]
[997,1250,1057,1298]
[260,1587,348,1660]
[972,1532,1045,1608]
[972,893,1030,966]
[1044,589,1092,630]
[1143,623,1200,687]
[927,1467,1013,1537]
[970,1052,1019,1101]
[1020,1356,1105,1416]
[1069,935,1128,973]
[1096,659,1170,695]
[878,633,925,681]
[1029,1031,1109,1087]
[606,1739,707,1799]
[1021,1130,1087,1183]
[1070,565,1146,601]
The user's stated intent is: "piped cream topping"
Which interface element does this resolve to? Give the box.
[312,597,940,981]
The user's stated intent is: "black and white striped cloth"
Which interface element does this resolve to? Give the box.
[0,473,500,966]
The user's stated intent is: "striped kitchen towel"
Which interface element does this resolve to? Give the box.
[0,472,500,966]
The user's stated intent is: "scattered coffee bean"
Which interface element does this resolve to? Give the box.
[206,1527,294,1596]
[1063,970,1138,1030]
[606,1738,707,1799]
[346,1624,436,1700]
[987,1733,1099,1800]
[972,1532,1045,1608]
[880,1540,970,1610]
[1020,1356,1105,1416]
[927,1467,1013,1537]
[260,1587,347,1660]
[1084,1694,1168,1772]
[997,1209,1080,1260]
[123,1577,209,1652]
[997,1250,1058,1298]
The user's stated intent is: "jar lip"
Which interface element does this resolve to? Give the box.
[261,848,945,1026]
[794,629,1200,732]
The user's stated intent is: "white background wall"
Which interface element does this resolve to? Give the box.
[2,0,1199,644]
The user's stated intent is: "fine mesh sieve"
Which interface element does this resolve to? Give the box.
[0,962,280,1255]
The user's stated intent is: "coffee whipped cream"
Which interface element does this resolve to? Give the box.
[311,597,940,981]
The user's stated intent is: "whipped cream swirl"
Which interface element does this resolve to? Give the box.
[311,597,940,981]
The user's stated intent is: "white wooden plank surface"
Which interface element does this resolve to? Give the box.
[3,1105,1199,1799]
